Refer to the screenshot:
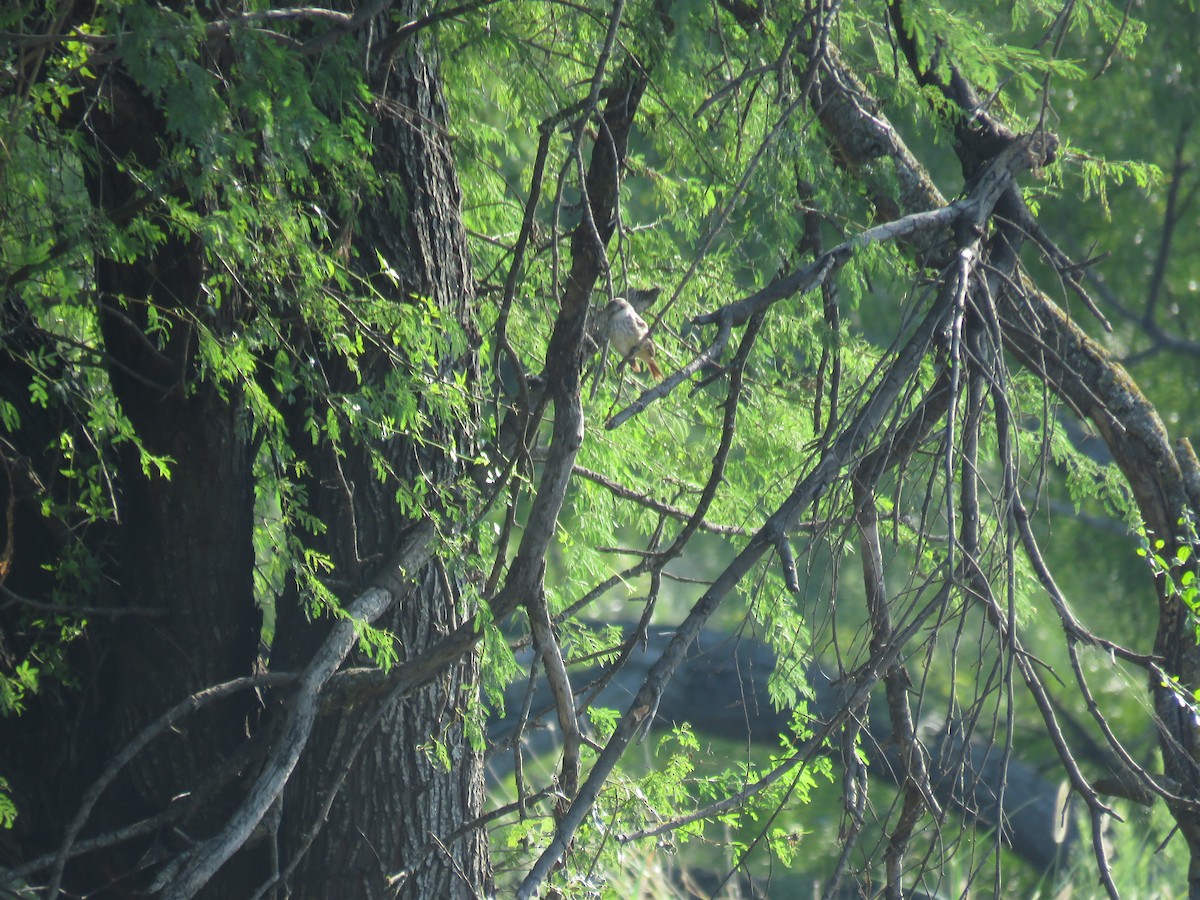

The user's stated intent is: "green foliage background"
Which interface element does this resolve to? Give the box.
[3,0,1200,895]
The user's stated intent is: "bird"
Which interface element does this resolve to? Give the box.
[599,297,663,379]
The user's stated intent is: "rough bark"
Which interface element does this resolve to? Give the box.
[0,56,264,896]
[266,21,487,900]
[0,5,486,898]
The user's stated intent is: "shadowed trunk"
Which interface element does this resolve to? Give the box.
[267,26,487,900]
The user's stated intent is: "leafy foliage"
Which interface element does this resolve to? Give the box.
[4,0,1200,897]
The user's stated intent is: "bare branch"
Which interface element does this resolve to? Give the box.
[517,280,954,898]
[571,463,749,536]
[156,522,435,900]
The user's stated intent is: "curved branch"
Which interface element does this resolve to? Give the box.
[36,672,293,898]
[811,9,1200,883]
[516,280,955,898]
[156,522,435,900]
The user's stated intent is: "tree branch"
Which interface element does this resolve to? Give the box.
[517,282,955,898]
[156,521,435,900]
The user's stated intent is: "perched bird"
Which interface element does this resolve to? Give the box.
[600,297,663,379]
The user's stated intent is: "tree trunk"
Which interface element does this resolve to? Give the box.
[0,8,486,898]
[268,30,487,900]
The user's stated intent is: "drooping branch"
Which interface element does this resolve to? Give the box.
[853,477,941,898]
[517,275,959,897]
[570,464,749,536]
[515,123,1052,887]
[488,614,1078,876]
[814,5,1200,886]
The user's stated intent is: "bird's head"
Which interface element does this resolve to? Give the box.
[602,298,632,316]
